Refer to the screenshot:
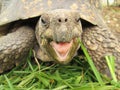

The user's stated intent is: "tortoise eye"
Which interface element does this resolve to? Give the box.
[40,14,50,27]
[41,18,47,25]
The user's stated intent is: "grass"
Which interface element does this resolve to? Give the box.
[105,56,117,83]
[79,41,103,85]
[0,42,120,90]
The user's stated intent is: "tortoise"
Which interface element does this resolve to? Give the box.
[0,0,120,80]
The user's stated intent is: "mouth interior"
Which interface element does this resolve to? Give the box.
[50,40,73,61]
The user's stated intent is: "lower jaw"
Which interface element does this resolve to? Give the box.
[41,38,80,64]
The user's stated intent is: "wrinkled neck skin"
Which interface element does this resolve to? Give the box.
[35,9,82,64]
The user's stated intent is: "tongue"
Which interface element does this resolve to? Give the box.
[51,41,73,57]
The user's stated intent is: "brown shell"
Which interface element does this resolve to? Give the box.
[0,0,105,26]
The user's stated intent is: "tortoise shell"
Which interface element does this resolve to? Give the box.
[0,0,105,26]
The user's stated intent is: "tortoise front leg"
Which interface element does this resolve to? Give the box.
[82,26,120,80]
[0,26,35,73]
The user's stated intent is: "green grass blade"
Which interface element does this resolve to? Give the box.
[53,85,68,90]
[27,49,34,72]
[105,56,117,82]
[17,74,35,87]
[79,40,104,85]
[27,59,34,72]
[109,56,115,71]
[74,76,82,84]
[4,75,14,90]
[71,85,114,90]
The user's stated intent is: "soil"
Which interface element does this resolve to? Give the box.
[102,6,120,38]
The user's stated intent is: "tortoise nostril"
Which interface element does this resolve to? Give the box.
[58,18,68,23]
[58,19,62,22]
[65,18,68,22]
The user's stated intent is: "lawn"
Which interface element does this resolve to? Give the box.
[0,41,120,90]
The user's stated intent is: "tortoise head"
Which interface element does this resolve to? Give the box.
[36,9,82,64]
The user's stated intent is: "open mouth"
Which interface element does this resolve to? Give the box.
[41,38,79,64]
[50,40,73,61]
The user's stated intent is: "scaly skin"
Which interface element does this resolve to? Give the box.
[82,26,120,79]
[0,26,35,73]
